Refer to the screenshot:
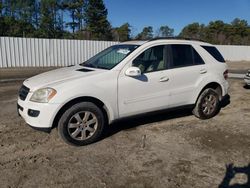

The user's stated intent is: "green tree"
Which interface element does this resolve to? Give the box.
[1,1,250,44]
[179,22,205,40]
[0,0,37,37]
[0,16,35,37]
[179,19,250,45]
[75,0,84,30]
[19,0,34,22]
[84,0,112,40]
[0,0,3,35]
[39,0,55,37]
[2,0,12,16]
[156,25,174,37]
[14,0,38,29]
[62,0,84,33]
[136,26,153,40]
[0,0,3,16]
[113,23,131,41]
[205,20,228,44]
[33,0,40,29]
[230,18,249,45]
[38,0,63,38]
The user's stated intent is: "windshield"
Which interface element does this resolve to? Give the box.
[80,44,139,70]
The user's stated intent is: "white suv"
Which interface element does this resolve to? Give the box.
[18,38,229,146]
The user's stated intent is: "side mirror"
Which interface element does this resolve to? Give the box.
[125,67,141,77]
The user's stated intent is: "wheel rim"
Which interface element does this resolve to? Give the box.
[67,111,98,141]
[201,94,217,115]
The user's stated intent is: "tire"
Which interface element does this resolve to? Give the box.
[192,88,220,119]
[57,102,105,146]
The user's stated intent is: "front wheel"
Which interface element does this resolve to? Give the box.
[57,102,105,146]
[193,88,220,119]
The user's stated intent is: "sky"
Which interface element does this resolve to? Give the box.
[104,0,250,36]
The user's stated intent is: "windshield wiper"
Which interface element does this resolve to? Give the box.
[81,63,96,68]
[81,63,109,70]
[95,65,109,70]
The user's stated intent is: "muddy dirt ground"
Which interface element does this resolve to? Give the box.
[0,78,250,188]
[227,61,250,72]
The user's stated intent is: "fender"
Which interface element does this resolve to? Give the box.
[192,73,225,104]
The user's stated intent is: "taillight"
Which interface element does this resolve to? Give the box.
[223,70,228,80]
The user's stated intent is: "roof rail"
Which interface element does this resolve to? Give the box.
[148,37,206,42]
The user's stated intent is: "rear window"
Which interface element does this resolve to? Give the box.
[168,44,205,68]
[201,46,225,62]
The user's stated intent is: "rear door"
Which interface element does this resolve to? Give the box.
[166,44,207,107]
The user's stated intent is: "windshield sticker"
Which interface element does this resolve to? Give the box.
[117,49,130,55]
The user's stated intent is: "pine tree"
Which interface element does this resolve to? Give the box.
[156,25,174,37]
[179,23,205,40]
[136,26,153,40]
[84,0,112,40]
[62,0,84,34]
[113,23,131,41]
[39,0,62,38]
[0,0,3,16]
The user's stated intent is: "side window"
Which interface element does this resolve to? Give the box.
[132,45,165,73]
[169,44,204,68]
[201,46,225,63]
[193,48,205,65]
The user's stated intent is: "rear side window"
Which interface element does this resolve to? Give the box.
[201,46,225,62]
[168,44,205,68]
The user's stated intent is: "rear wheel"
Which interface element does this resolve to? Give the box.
[58,102,105,146]
[193,88,220,119]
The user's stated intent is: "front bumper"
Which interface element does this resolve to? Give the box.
[17,97,60,132]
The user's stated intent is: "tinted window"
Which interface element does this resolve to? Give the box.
[201,46,225,62]
[193,48,205,65]
[132,45,165,73]
[169,45,204,68]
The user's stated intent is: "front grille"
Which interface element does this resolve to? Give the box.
[19,85,30,101]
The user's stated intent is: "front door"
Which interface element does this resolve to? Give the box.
[118,45,171,118]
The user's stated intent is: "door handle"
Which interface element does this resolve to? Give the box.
[200,69,207,74]
[159,76,169,82]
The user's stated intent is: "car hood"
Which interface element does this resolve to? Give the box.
[23,65,106,91]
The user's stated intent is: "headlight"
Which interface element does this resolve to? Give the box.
[30,88,57,103]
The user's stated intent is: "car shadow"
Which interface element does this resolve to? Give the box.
[218,163,250,188]
[102,107,193,139]
[243,84,250,89]
[220,94,231,108]
[102,95,231,140]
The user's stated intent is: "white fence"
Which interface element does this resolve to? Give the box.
[216,45,250,61]
[0,37,118,68]
[0,37,250,68]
